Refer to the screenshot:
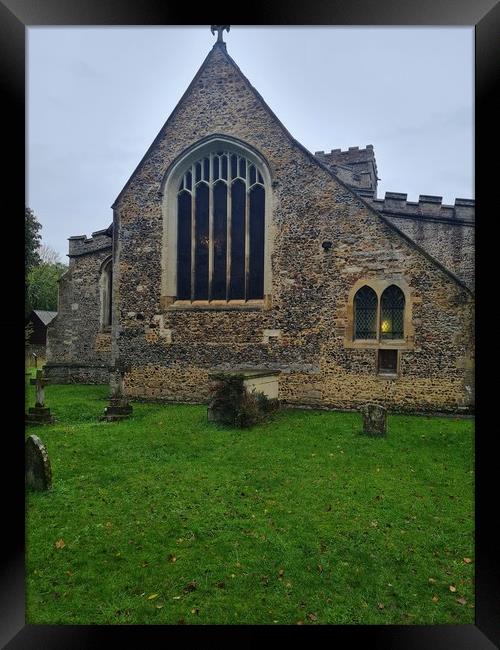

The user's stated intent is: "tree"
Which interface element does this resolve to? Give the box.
[25,207,42,273]
[25,207,43,316]
[39,244,62,265]
[27,262,67,312]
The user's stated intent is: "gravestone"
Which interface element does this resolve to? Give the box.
[100,364,133,421]
[26,370,55,425]
[25,434,52,490]
[361,403,387,436]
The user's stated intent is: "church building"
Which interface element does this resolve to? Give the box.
[45,28,475,414]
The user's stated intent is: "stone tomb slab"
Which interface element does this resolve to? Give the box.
[207,369,280,424]
[25,434,52,490]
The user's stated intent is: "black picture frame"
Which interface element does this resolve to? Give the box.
[4,1,498,647]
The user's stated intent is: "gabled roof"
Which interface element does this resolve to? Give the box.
[32,310,57,326]
[112,40,473,298]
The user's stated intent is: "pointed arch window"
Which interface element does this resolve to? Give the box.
[380,285,405,340]
[354,286,378,339]
[176,151,266,302]
[100,258,113,330]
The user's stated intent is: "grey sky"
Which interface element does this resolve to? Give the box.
[27,26,474,260]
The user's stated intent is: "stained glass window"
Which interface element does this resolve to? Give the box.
[354,286,377,339]
[380,285,405,339]
[176,151,265,301]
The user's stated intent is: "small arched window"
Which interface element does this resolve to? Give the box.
[176,149,266,302]
[354,286,378,339]
[380,285,405,340]
[100,258,113,329]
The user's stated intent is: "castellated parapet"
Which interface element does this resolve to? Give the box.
[68,226,112,257]
[315,146,378,197]
[367,193,474,223]
[366,193,474,291]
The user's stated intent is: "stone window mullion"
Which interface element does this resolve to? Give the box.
[208,153,214,301]
[226,172,232,302]
[244,157,250,301]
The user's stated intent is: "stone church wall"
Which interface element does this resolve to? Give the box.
[45,231,112,384]
[110,45,474,414]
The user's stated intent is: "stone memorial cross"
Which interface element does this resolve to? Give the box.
[30,369,49,407]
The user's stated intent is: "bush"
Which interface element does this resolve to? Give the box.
[209,374,279,428]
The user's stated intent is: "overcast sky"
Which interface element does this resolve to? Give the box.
[27,26,474,260]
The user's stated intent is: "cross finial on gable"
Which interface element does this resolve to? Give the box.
[211,25,230,44]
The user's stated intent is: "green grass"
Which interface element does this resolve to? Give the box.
[25,381,474,625]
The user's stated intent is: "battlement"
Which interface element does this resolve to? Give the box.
[315,144,376,166]
[367,192,475,224]
[315,145,378,195]
[68,225,112,256]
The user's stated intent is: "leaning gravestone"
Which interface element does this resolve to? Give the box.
[361,403,387,436]
[25,434,52,490]
[26,369,55,425]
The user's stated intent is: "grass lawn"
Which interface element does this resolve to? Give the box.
[25,379,474,625]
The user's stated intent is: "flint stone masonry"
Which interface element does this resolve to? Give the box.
[361,403,387,436]
[47,42,474,414]
[45,227,113,384]
[25,435,52,490]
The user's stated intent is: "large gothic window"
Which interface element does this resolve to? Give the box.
[176,151,266,302]
[380,285,405,340]
[354,286,378,339]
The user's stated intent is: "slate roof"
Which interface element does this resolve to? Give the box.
[33,310,58,326]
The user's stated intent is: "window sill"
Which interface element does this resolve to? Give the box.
[166,299,265,312]
[378,371,398,379]
[344,339,411,350]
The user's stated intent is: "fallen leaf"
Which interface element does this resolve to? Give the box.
[377,603,385,610]
[54,539,65,549]
[432,596,439,603]
[191,608,200,615]
[463,558,473,564]
[173,596,181,600]
[296,620,304,625]
[147,593,159,600]
[155,604,164,609]
[317,564,323,573]
[105,521,113,528]
[167,554,177,563]
[428,578,436,583]
[278,568,285,578]
[456,597,467,605]
[449,585,457,593]
[307,613,317,621]
[183,581,197,592]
